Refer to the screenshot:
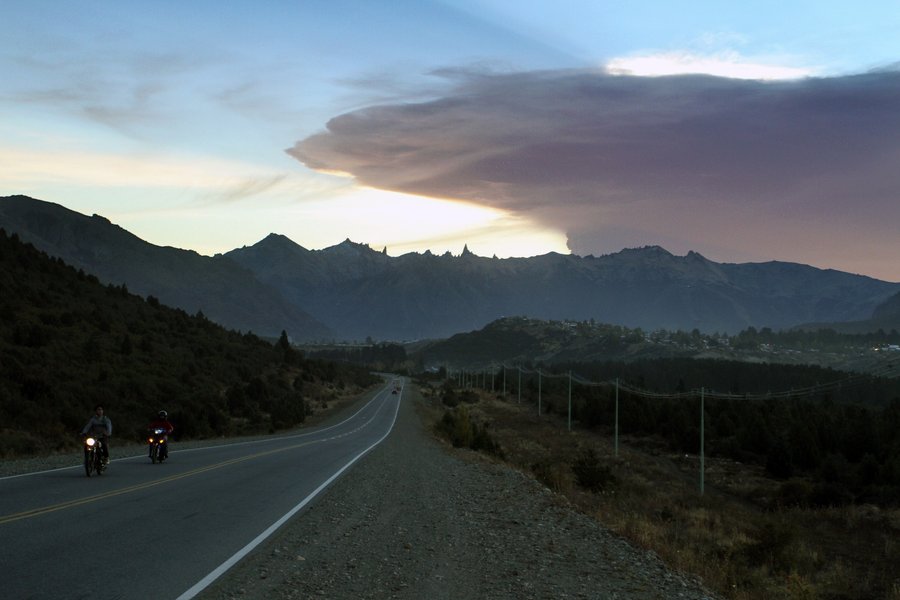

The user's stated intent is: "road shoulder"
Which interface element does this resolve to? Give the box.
[198,383,718,599]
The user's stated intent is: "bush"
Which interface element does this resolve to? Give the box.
[775,479,814,508]
[435,406,473,448]
[471,422,504,458]
[532,460,574,493]
[441,388,479,408]
[571,447,616,492]
[271,394,306,430]
[0,429,43,457]
[434,406,502,457]
[743,516,798,572]
[809,482,854,507]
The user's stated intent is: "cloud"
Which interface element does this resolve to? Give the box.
[288,67,900,279]
[0,144,307,203]
[605,51,815,80]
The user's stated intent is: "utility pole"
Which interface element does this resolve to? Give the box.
[700,387,705,496]
[614,378,619,458]
[538,369,542,416]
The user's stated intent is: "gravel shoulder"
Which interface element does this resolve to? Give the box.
[197,385,719,600]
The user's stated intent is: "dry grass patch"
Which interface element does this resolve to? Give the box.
[426,388,900,600]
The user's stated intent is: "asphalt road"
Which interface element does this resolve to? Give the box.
[0,380,402,600]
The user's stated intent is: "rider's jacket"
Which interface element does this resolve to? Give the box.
[81,416,112,437]
[148,418,174,435]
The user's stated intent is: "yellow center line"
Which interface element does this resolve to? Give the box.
[0,439,317,526]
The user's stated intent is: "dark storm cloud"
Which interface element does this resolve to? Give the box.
[288,68,900,277]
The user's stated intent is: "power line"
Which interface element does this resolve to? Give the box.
[465,356,900,402]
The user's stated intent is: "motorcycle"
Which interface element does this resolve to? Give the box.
[83,435,107,477]
[147,428,169,464]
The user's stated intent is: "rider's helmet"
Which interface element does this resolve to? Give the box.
[158,410,168,419]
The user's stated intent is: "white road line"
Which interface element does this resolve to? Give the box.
[175,386,403,600]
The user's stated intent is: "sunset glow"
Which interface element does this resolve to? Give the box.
[606,52,815,80]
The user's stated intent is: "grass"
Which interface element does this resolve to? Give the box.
[421,384,900,600]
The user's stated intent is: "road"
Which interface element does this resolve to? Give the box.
[0,381,401,600]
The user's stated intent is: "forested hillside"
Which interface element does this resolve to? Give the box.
[454,357,900,505]
[0,228,379,457]
[425,319,900,505]
[420,316,900,374]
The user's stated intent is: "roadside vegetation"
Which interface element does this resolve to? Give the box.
[424,376,900,600]
[0,229,380,458]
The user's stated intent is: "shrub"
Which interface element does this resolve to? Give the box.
[434,406,503,457]
[742,516,798,572]
[571,447,616,492]
[809,482,854,507]
[459,390,479,404]
[775,479,814,508]
[271,394,306,430]
[0,429,43,457]
[532,460,574,493]
[441,391,460,408]
[435,406,473,448]
[471,422,504,458]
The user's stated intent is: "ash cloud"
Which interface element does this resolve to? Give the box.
[288,68,900,279]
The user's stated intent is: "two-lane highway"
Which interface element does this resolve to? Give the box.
[0,380,402,600]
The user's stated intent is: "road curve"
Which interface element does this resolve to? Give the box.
[0,380,401,600]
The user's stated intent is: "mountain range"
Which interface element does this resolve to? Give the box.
[2,195,899,341]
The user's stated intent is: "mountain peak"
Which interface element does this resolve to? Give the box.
[607,245,675,263]
[322,238,382,258]
[236,233,309,260]
[685,250,714,265]
[258,233,307,251]
[623,245,672,256]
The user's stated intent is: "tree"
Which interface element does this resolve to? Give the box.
[277,330,296,364]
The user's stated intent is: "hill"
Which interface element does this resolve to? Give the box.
[0,228,378,457]
[795,290,900,334]
[415,315,900,375]
[0,195,331,341]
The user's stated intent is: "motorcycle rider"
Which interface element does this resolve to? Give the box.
[81,404,112,464]
[147,410,174,461]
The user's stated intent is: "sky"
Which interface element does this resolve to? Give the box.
[2,1,899,282]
